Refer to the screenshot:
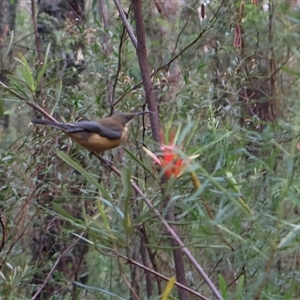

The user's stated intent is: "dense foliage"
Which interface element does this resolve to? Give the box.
[1,1,300,299]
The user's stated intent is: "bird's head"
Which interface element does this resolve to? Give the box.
[112,111,149,126]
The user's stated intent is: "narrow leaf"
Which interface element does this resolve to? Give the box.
[56,150,111,200]
[161,276,176,300]
[218,274,228,299]
[122,168,132,230]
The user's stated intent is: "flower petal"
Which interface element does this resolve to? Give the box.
[143,147,162,165]
[189,154,200,160]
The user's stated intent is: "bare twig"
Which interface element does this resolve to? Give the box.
[99,0,114,108]
[31,234,83,300]
[131,181,223,300]
[166,10,192,73]
[26,101,59,123]
[0,80,57,123]
[0,197,38,274]
[111,23,127,112]
[154,1,225,76]
[114,1,226,108]
[166,205,189,300]
[0,215,5,252]
[139,226,162,294]
[99,0,110,45]
[31,0,42,62]
[132,0,160,143]
[118,252,211,300]
[113,0,137,48]
[140,237,153,298]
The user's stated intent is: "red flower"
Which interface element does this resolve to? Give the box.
[144,130,198,179]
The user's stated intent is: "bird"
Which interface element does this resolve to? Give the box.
[31,111,148,153]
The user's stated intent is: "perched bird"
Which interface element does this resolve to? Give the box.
[31,111,148,152]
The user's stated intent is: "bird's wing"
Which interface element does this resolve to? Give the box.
[65,121,122,140]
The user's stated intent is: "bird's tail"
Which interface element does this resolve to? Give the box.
[31,118,69,130]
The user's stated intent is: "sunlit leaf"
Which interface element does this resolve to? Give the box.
[161,276,176,300]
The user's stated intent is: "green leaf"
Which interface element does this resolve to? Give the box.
[191,131,232,155]
[53,203,79,223]
[123,147,156,179]
[11,82,30,99]
[184,120,200,150]
[56,150,111,200]
[95,199,111,230]
[218,274,228,299]
[217,224,266,258]
[277,224,300,249]
[5,30,14,59]
[236,275,245,300]
[15,53,36,93]
[281,65,300,77]
[122,168,132,230]
[36,42,51,87]
[74,281,126,299]
[177,121,194,146]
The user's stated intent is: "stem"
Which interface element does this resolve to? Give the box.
[131,0,160,144]
[97,159,223,300]
[31,0,42,62]
[98,0,113,107]
[113,0,137,48]
[117,252,211,300]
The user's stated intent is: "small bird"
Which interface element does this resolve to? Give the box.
[31,111,148,152]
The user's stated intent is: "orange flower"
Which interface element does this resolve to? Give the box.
[143,130,198,179]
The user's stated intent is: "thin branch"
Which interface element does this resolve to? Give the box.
[140,237,153,297]
[139,226,162,294]
[166,10,192,73]
[0,215,5,252]
[26,101,59,123]
[0,80,58,123]
[31,0,42,62]
[113,0,137,48]
[118,252,211,300]
[114,80,143,107]
[111,22,127,112]
[31,234,83,300]
[114,1,226,108]
[132,0,160,144]
[121,273,141,300]
[154,1,225,76]
[99,0,114,108]
[0,209,37,274]
[98,0,110,45]
[166,205,189,300]
[96,159,223,300]
[131,181,223,300]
